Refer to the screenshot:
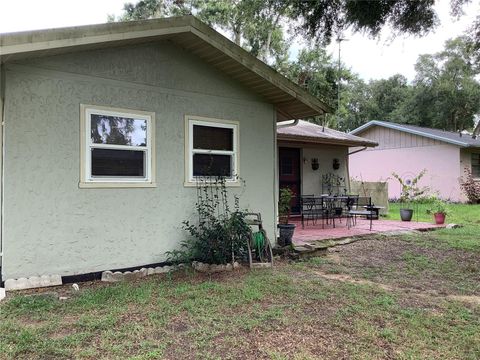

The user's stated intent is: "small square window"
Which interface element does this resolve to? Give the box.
[472,153,480,178]
[80,105,155,188]
[185,116,239,185]
[280,156,293,176]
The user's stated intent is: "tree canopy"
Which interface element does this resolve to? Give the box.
[112,0,480,132]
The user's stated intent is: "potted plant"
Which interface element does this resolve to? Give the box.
[391,170,429,221]
[278,188,295,246]
[426,198,449,224]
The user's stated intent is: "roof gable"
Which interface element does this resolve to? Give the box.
[350,120,480,148]
[0,16,332,121]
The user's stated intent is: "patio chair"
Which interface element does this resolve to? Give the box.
[300,195,316,228]
[327,196,351,227]
[300,195,328,229]
[346,196,375,231]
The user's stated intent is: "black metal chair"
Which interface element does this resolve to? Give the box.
[300,195,316,228]
[300,195,328,229]
[346,196,375,231]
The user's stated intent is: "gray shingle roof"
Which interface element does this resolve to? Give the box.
[350,120,480,148]
[277,120,377,147]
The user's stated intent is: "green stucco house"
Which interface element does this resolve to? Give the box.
[0,16,330,286]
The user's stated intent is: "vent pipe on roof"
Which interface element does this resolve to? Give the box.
[277,119,300,128]
[473,121,480,139]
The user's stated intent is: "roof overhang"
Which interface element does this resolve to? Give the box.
[350,120,472,148]
[0,16,332,121]
[277,133,378,148]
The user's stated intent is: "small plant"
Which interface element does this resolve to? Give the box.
[167,177,250,265]
[391,169,429,206]
[278,188,294,225]
[426,198,449,215]
[460,168,480,204]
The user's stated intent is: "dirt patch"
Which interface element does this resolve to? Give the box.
[321,236,480,296]
[313,270,480,306]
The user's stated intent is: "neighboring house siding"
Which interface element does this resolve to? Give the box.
[2,43,276,279]
[359,126,442,150]
[460,148,480,182]
[350,127,463,201]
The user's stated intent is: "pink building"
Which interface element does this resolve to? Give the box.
[349,121,480,202]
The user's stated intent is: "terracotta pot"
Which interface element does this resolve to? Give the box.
[434,212,446,225]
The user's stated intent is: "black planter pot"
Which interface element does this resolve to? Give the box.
[278,224,296,246]
[400,208,413,222]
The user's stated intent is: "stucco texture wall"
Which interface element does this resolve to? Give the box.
[2,42,276,279]
[350,144,462,201]
[300,144,349,195]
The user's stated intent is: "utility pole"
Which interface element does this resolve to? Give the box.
[336,36,348,112]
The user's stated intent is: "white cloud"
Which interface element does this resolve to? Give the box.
[0,0,126,33]
[1,0,478,82]
[327,0,479,81]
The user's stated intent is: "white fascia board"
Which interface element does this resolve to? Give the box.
[350,120,469,148]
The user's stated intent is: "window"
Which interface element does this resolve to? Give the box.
[80,105,155,188]
[185,116,239,185]
[472,153,480,178]
[280,156,293,176]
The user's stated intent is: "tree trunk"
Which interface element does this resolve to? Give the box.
[261,14,281,62]
[233,25,241,45]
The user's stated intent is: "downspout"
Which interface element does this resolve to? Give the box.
[348,146,368,156]
[276,119,299,129]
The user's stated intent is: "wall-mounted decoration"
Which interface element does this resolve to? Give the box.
[333,158,340,170]
[321,173,347,195]
[311,158,319,170]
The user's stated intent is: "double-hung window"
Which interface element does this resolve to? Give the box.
[185,116,239,185]
[472,153,480,179]
[80,105,155,187]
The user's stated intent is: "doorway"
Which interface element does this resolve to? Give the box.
[279,147,301,214]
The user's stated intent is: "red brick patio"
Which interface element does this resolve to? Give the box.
[292,217,445,245]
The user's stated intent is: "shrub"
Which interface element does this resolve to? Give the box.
[391,169,429,204]
[426,197,450,215]
[460,168,480,204]
[167,177,251,265]
[278,188,294,224]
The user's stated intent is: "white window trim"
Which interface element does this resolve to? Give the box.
[79,104,156,188]
[184,115,240,187]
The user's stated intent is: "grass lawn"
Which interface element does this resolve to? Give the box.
[1,204,479,359]
[386,202,479,224]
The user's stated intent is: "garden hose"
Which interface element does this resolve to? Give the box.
[252,231,265,256]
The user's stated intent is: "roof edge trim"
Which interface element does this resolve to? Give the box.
[350,120,469,147]
[277,133,378,147]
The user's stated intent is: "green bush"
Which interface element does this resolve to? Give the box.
[167,177,251,265]
[426,197,450,215]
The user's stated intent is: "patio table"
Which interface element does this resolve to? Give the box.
[300,195,353,229]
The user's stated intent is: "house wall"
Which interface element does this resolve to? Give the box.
[350,126,463,201]
[278,142,349,196]
[1,42,277,280]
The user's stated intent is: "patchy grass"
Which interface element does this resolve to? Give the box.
[1,216,480,359]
